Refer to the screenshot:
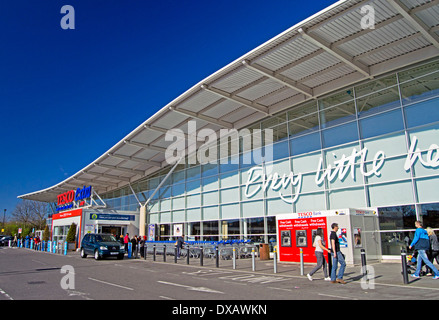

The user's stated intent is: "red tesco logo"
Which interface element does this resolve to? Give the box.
[57,190,75,206]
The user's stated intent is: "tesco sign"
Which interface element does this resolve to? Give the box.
[57,186,92,211]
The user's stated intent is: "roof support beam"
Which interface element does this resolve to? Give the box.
[200,84,271,116]
[108,152,162,167]
[94,163,145,176]
[82,170,132,183]
[298,27,372,79]
[73,177,119,188]
[388,0,439,50]
[123,140,167,153]
[241,60,314,98]
[168,106,234,129]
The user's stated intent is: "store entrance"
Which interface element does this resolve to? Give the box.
[100,225,124,237]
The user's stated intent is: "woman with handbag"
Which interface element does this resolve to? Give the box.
[307,228,331,281]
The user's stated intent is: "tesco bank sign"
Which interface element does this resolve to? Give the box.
[57,186,92,211]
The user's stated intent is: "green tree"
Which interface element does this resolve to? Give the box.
[66,223,77,242]
[43,225,50,241]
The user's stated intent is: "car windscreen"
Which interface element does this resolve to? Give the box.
[96,235,117,242]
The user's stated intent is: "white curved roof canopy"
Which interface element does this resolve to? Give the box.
[19,0,439,202]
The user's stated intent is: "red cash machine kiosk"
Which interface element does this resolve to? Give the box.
[276,208,381,265]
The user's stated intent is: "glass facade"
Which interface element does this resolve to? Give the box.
[99,59,439,255]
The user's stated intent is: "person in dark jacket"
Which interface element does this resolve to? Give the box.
[409,221,439,279]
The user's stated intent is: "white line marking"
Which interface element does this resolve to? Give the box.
[318,293,358,300]
[159,295,175,300]
[88,278,134,291]
[0,288,13,300]
[157,280,224,294]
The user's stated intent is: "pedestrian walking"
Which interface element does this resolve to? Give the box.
[330,223,346,284]
[307,228,331,281]
[175,236,186,259]
[409,221,439,279]
[124,233,129,254]
[131,235,138,258]
[426,227,439,275]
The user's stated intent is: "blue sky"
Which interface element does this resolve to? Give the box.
[0,0,333,217]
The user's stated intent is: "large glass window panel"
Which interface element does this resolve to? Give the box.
[173,210,185,223]
[404,97,439,129]
[221,219,241,239]
[416,177,439,204]
[241,200,264,218]
[186,179,201,194]
[291,151,322,174]
[187,208,201,222]
[378,205,416,230]
[360,109,404,139]
[202,175,218,192]
[220,203,240,220]
[322,121,359,148]
[270,140,289,161]
[266,197,293,215]
[319,101,356,129]
[203,206,219,221]
[288,102,319,137]
[328,187,366,209]
[202,163,218,177]
[261,113,287,129]
[172,183,185,197]
[420,202,439,229]
[264,158,292,176]
[186,194,201,208]
[220,170,239,188]
[160,211,171,224]
[203,191,219,206]
[172,196,185,210]
[241,183,264,201]
[290,132,321,156]
[368,180,414,207]
[203,220,219,240]
[407,124,439,176]
[172,170,185,184]
[362,132,407,158]
[295,192,326,212]
[149,213,159,224]
[400,69,439,105]
[186,166,201,181]
[246,217,265,235]
[365,156,410,184]
[148,199,159,213]
[160,198,171,211]
[220,187,240,203]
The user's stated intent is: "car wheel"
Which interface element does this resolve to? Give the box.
[80,248,87,258]
[94,249,101,260]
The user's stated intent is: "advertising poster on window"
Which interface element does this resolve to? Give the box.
[173,224,183,237]
[353,228,362,248]
[338,227,348,248]
[147,224,156,241]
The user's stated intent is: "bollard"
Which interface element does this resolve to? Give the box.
[144,244,147,260]
[252,247,256,272]
[48,241,51,252]
[64,241,67,255]
[361,249,367,277]
[163,245,167,262]
[401,249,409,285]
[273,246,278,274]
[187,245,190,265]
[153,245,156,261]
[232,247,236,270]
[215,246,219,268]
[175,246,178,263]
[200,247,204,266]
[300,248,304,276]
[128,242,132,259]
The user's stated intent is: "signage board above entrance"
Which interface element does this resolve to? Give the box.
[56,186,92,211]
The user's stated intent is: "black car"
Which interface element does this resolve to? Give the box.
[80,233,125,260]
[0,236,13,246]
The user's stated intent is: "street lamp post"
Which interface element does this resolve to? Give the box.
[3,209,6,232]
